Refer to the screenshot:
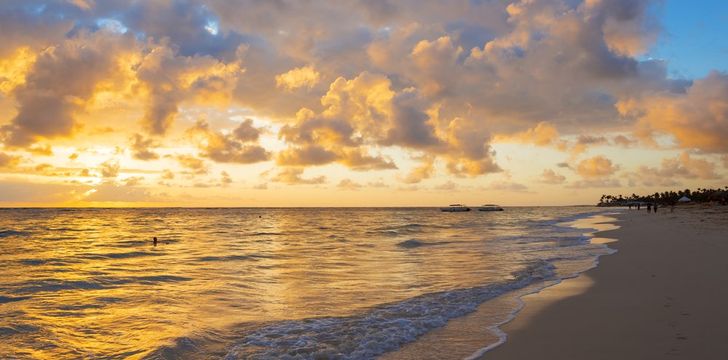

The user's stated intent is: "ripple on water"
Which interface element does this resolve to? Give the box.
[0,230,29,238]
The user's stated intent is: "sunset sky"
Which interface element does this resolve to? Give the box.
[0,0,726,207]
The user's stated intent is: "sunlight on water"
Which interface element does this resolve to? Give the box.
[0,207,613,359]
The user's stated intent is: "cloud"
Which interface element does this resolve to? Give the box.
[0,180,87,203]
[130,134,159,160]
[187,119,270,164]
[99,159,120,178]
[85,181,156,203]
[630,152,721,186]
[0,0,723,205]
[276,145,339,166]
[0,152,21,168]
[494,122,560,147]
[221,171,232,186]
[2,33,133,146]
[271,168,326,185]
[276,65,321,91]
[612,134,637,147]
[160,169,175,180]
[402,157,435,184]
[618,71,728,153]
[576,155,619,178]
[136,42,244,135]
[539,169,566,184]
[337,178,362,190]
[176,154,208,175]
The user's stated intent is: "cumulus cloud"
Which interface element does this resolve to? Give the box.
[276,65,321,91]
[187,119,270,164]
[576,155,620,178]
[136,43,244,135]
[2,33,133,146]
[618,71,728,153]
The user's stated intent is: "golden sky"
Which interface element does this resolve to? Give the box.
[0,0,726,206]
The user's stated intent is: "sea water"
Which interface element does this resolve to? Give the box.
[0,207,617,359]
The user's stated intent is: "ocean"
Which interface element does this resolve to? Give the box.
[0,207,618,359]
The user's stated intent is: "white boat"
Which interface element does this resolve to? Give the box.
[440,204,471,212]
[478,204,504,211]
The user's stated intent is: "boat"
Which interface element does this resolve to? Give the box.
[478,204,504,211]
[440,204,471,212]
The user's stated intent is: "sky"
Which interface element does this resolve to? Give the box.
[0,0,726,207]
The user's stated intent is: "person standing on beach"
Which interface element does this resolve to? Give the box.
[637,203,641,210]
[647,203,652,212]
[653,203,658,213]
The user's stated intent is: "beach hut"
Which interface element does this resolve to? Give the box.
[678,196,691,203]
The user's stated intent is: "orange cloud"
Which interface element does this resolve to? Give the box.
[576,155,619,178]
[631,152,721,187]
[618,71,728,153]
[275,65,321,91]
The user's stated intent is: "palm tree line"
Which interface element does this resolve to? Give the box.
[597,186,728,206]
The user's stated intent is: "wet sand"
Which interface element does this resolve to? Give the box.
[486,206,728,359]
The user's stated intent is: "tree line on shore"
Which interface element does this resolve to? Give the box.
[597,186,728,207]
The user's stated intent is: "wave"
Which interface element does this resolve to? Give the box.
[0,295,31,304]
[0,229,29,238]
[12,275,192,294]
[197,255,258,262]
[222,261,556,359]
[396,239,455,249]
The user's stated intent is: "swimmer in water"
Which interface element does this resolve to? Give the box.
[153,237,158,246]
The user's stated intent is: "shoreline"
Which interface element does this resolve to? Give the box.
[381,211,619,360]
[485,206,728,359]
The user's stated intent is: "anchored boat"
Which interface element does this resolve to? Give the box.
[440,204,471,212]
[478,204,504,211]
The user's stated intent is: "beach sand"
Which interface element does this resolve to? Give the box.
[486,206,728,359]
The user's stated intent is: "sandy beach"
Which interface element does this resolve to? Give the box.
[486,206,728,359]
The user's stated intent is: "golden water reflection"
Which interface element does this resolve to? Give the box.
[0,207,611,358]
